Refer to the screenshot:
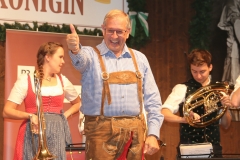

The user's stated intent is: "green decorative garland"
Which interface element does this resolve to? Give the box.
[0,22,103,42]
[127,0,150,49]
[188,0,212,51]
[0,0,149,49]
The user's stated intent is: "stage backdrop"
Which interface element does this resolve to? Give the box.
[4,29,102,160]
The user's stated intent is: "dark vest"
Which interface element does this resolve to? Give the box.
[179,78,220,145]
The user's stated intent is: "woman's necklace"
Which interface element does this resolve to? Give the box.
[45,77,51,81]
[44,74,54,82]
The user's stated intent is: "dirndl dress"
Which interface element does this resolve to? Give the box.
[13,75,72,160]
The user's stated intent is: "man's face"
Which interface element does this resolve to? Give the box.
[190,63,212,86]
[101,16,130,57]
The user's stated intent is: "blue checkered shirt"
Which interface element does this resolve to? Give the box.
[68,40,163,137]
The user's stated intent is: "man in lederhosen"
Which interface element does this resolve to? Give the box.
[66,9,164,160]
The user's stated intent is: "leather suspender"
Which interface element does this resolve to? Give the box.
[93,47,143,116]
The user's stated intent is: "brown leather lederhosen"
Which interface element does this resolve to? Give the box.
[93,47,143,117]
[84,47,146,160]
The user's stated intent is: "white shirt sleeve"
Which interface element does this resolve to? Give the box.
[8,74,79,104]
[162,84,187,114]
[7,74,28,104]
[61,74,79,102]
[233,75,240,93]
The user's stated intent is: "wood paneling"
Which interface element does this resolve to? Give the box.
[220,122,240,154]
[141,0,193,102]
[141,1,194,159]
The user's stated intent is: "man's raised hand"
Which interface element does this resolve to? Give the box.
[66,24,80,54]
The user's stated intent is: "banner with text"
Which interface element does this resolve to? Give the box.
[0,0,128,28]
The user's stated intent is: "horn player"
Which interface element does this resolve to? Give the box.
[161,49,232,158]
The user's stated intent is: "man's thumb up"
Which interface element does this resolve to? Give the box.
[66,24,80,54]
[70,24,77,34]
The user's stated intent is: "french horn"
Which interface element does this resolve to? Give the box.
[183,82,232,128]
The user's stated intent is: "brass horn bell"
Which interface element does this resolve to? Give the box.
[183,82,232,128]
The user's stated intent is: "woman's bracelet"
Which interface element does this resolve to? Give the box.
[29,114,33,120]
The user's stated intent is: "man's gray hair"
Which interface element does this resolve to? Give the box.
[103,9,131,29]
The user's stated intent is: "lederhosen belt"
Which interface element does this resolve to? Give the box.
[93,47,143,117]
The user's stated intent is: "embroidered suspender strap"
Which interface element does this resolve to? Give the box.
[108,71,138,84]
[93,47,111,116]
[93,46,143,116]
[128,48,143,114]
